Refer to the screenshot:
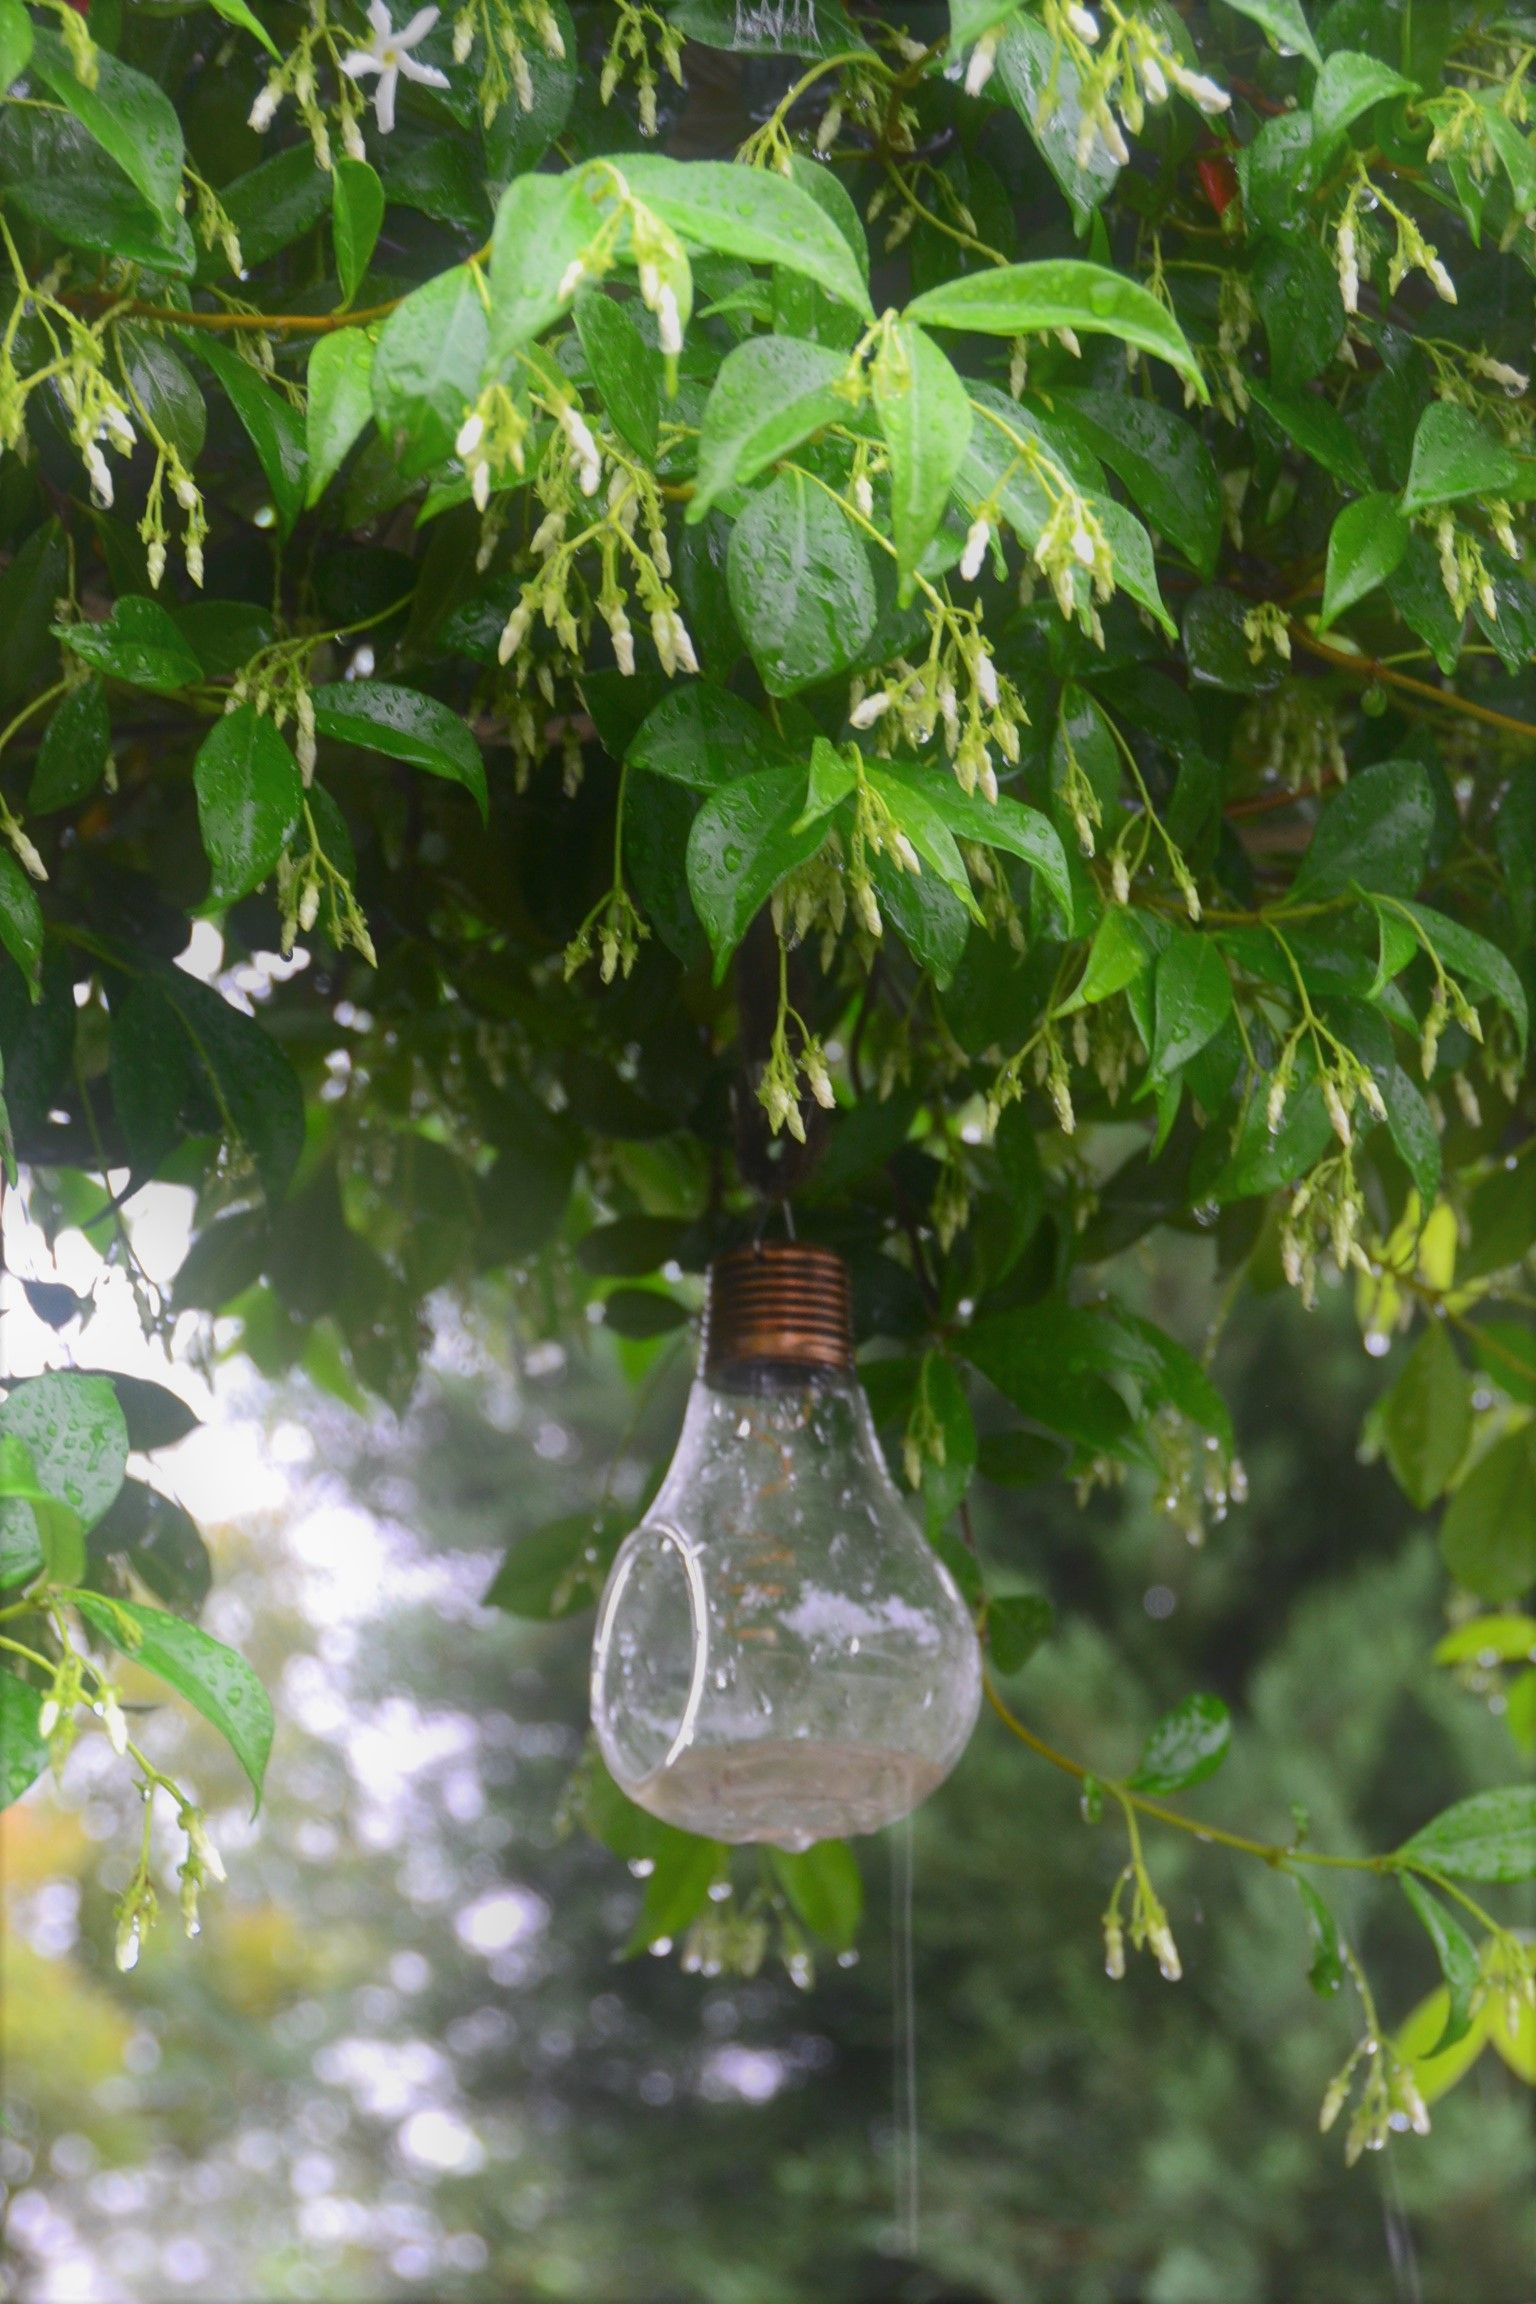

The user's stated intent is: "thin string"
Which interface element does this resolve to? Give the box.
[889,1815,919,2257]
[1378,2144,1423,2304]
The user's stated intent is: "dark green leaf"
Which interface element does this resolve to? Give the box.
[74,1593,274,1810]
[1292,759,1433,900]
[190,338,308,535]
[1440,1427,1536,1602]
[58,596,201,695]
[486,169,604,361]
[1401,400,1536,517]
[1129,1692,1231,1794]
[119,328,205,463]
[575,289,661,460]
[305,329,376,506]
[1055,389,1222,578]
[625,1831,722,1953]
[372,266,488,479]
[626,683,786,790]
[219,142,331,270]
[0,111,194,274]
[726,468,877,696]
[1312,49,1418,152]
[1294,1877,1343,1997]
[160,974,305,1202]
[1381,1322,1470,1510]
[193,705,304,907]
[685,762,828,977]
[1395,900,1528,1049]
[994,14,1122,224]
[1253,239,1343,395]
[0,850,43,996]
[310,682,487,817]
[874,760,1072,924]
[1217,0,1320,66]
[987,1591,1054,1675]
[482,1511,622,1619]
[1149,932,1232,1082]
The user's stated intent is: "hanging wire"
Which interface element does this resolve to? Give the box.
[889,1814,920,2258]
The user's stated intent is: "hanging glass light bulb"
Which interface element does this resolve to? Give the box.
[591,1244,981,1851]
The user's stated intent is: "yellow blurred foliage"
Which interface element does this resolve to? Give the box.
[1397,1982,1536,2103]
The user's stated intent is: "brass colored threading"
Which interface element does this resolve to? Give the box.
[701,1243,854,1381]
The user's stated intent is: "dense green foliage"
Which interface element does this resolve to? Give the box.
[1,0,1535,2181]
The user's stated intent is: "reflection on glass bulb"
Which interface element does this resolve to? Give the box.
[591,1245,981,1850]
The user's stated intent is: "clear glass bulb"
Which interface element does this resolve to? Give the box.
[590,1248,981,1851]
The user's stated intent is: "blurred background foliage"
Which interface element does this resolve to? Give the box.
[3,1239,1532,2304]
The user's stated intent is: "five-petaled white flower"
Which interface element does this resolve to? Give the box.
[340,2,448,134]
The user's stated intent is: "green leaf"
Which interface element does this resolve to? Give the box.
[1249,382,1374,496]
[1149,931,1232,1082]
[1312,50,1418,153]
[332,157,384,305]
[482,1511,622,1619]
[0,0,34,85]
[0,1369,128,1585]
[1401,1785,1536,1882]
[1292,759,1434,901]
[685,762,829,978]
[372,266,489,479]
[600,1287,690,1339]
[873,850,970,982]
[485,169,604,363]
[160,974,305,1202]
[905,262,1204,398]
[1394,899,1529,1050]
[1401,401,1536,517]
[189,338,308,535]
[1294,1877,1343,1998]
[795,736,858,833]
[1062,905,1151,1010]
[119,329,206,464]
[218,143,331,270]
[1129,1692,1232,1794]
[0,521,68,712]
[1479,99,1536,212]
[951,0,1024,40]
[28,678,110,816]
[866,766,976,905]
[74,1593,274,1812]
[994,14,1122,225]
[726,467,877,696]
[305,329,376,506]
[575,289,661,460]
[0,1435,85,1586]
[769,1840,863,1948]
[626,684,787,790]
[961,1301,1137,1456]
[0,849,43,997]
[29,26,184,226]
[1320,493,1411,627]
[58,597,201,695]
[624,1831,722,1953]
[873,761,1073,924]
[310,682,488,818]
[0,110,194,274]
[987,1591,1054,1675]
[690,336,848,518]
[193,705,304,907]
[0,1669,49,1810]
[871,321,973,600]
[618,155,873,318]
[1381,1322,1470,1510]
[1216,0,1320,66]
[1400,1873,1481,2052]
[1055,389,1223,578]
[1433,1612,1536,1666]
[206,0,282,57]
[1440,1427,1536,1603]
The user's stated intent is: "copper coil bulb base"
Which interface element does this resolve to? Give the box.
[701,1242,854,1383]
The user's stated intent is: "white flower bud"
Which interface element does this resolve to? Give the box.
[656,284,683,358]
[893,833,921,875]
[248,82,280,132]
[974,649,999,710]
[960,517,990,583]
[849,690,892,727]
[146,539,166,591]
[670,613,699,675]
[456,410,485,459]
[557,257,587,301]
[853,474,874,518]
[964,30,999,95]
[471,460,491,512]
[1067,4,1099,38]
[1427,256,1457,303]
[1141,51,1167,103]
[497,602,532,665]
[39,1699,60,1738]
[98,1693,129,1757]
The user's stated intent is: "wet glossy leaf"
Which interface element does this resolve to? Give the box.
[305,329,376,506]
[994,14,1122,223]
[1321,493,1411,627]
[58,597,201,695]
[30,27,184,224]
[769,1840,862,1948]
[620,155,873,318]
[906,262,1203,397]
[626,684,786,790]
[75,1593,274,1810]
[1149,932,1232,1083]
[1381,1323,1470,1510]
[1294,1877,1343,1997]
[1400,1874,1480,2051]
[1129,1692,1231,1794]
[1312,50,1418,152]
[193,705,303,907]
[372,266,488,478]
[1292,760,1434,900]
[1401,401,1536,516]
[575,289,661,460]
[310,682,487,817]
[1217,0,1320,65]
[871,321,972,597]
[1055,389,1222,578]
[483,1511,623,1619]
[726,468,878,695]
[191,338,308,534]
[0,850,43,996]
[987,1591,1054,1675]
[1401,1785,1536,1881]
[0,1670,48,1809]
[685,762,828,977]
[691,336,848,517]
[332,157,384,304]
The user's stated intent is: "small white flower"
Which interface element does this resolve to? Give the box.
[101,406,136,454]
[339,2,449,135]
[186,1810,226,1884]
[559,404,601,494]
[299,877,321,933]
[146,539,166,590]
[670,612,699,676]
[655,283,684,358]
[964,30,999,95]
[455,410,485,459]
[1426,255,1457,303]
[497,601,532,665]
[84,444,114,508]
[557,256,587,301]
[98,1693,129,1757]
[1141,52,1167,102]
[1067,4,1099,39]
[850,690,892,727]
[611,613,635,677]
[38,1699,60,1738]
[960,517,990,583]
[852,473,874,518]
[1168,62,1230,114]
[471,459,490,511]
[1336,221,1359,315]
[248,81,281,132]
[172,471,200,513]
[893,833,921,875]
[974,648,999,709]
